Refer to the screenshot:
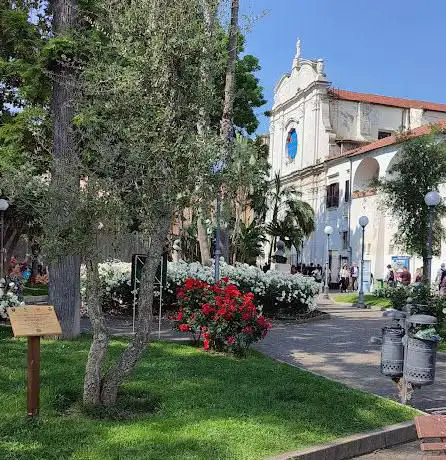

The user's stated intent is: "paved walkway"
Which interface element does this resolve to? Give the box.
[254,297,446,412]
[354,440,421,459]
[82,298,446,411]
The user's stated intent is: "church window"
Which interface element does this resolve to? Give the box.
[378,130,392,140]
[326,183,339,208]
[286,128,298,160]
[345,180,350,202]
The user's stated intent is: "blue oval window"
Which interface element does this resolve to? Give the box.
[286,128,298,160]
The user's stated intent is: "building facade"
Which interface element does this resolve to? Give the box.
[268,40,446,281]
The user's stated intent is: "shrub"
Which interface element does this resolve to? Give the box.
[375,283,446,324]
[81,260,320,318]
[172,277,272,356]
[0,281,25,320]
[375,285,411,310]
[167,261,320,316]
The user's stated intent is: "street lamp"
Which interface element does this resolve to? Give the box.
[323,225,333,299]
[424,190,442,284]
[0,198,9,281]
[356,215,369,309]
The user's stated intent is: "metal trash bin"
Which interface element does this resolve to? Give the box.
[404,314,438,386]
[381,326,404,377]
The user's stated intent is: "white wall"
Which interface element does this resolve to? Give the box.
[267,42,446,276]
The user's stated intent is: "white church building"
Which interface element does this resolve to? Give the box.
[268,40,446,282]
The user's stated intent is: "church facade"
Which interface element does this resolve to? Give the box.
[268,40,446,281]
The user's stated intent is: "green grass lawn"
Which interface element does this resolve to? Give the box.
[0,327,418,460]
[23,284,49,297]
[332,293,392,309]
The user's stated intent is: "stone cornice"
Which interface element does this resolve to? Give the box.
[277,162,325,187]
[271,80,332,115]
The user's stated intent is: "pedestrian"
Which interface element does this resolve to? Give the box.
[385,264,395,287]
[415,267,423,283]
[400,267,411,286]
[312,265,322,283]
[339,264,350,293]
[291,265,297,275]
[441,273,446,296]
[350,262,359,291]
[435,263,446,291]
[308,262,314,276]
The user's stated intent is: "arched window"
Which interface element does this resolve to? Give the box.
[286,128,298,160]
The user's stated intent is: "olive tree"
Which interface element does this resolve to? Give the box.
[74,0,221,406]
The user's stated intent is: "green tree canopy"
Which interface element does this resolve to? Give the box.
[377,129,446,279]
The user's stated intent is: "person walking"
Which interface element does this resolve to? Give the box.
[339,264,350,293]
[415,267,423,283]
[385,264,395,287]
[350,263,359,291]
[435,263,446,291]
[400,267,411,286]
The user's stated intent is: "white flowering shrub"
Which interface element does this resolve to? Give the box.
[82,260,319,317]
[81,261,132,316]
[0,282,25,320]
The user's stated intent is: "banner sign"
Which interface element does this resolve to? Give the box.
[391,256,410,270]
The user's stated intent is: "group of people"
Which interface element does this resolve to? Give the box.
[385,264,412,286]
[385,263,446,291]
[290,259,446,296]
[290,262,359,292]
[337,263,359,293]
[290,263,323,280]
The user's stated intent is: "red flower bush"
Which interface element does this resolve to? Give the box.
[172,278,272,356]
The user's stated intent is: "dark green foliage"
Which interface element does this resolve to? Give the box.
[211,32,266,135]
[236,221,267,265]
[375,285,411,311]
[266,173,315,259]
[377,131,446,260]
[233,54,266,134]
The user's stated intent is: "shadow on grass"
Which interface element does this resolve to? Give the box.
[0,325,418,460]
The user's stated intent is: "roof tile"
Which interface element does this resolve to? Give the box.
[329,89,446,112]
[331,120,446,160]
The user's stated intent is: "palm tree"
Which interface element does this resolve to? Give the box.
[234,221,267,265]
[266,173,315,262]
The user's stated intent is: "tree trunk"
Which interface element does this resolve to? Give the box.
[30,242,40,283]
[98,213,171,406]
[220,0,239,143]
[195,0,216,266]
[48,0,80,339]
[83,254,108,406]
[197,213,211,265]
[219,0,239,263]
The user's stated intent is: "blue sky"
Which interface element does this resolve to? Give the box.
[239,0,446,134]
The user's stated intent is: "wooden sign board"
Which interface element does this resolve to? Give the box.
[7,305,62,337]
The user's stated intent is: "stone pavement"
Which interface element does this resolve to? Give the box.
[80,317,187,341]
[81,297,446,411]
[354,441,422,459]
[254,296,446,412]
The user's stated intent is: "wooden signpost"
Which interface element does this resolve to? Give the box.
[7,305,62,417]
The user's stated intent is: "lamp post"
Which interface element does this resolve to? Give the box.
[356,215,369,309]
[424,191,442,284]
[0,198,10,281]
[323,225,333,299]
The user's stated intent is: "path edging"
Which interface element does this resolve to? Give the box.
[268,420,417,460]
[24,295,49,304]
